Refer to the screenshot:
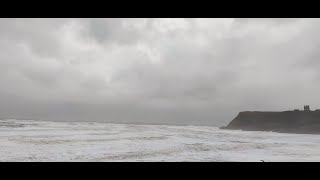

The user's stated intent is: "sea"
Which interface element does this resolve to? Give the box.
[1,119,320,162]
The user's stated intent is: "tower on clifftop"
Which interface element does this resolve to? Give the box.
[304,105,310,111]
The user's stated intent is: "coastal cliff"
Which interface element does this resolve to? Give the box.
[222,111,320,134]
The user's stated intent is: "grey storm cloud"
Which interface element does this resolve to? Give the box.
[1,18,320,126]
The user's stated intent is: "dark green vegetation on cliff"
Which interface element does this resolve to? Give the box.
[222,110,320,134]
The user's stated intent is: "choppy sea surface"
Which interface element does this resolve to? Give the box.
[1,119,320,162]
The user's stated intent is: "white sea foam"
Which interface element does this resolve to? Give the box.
[1,119,320,162]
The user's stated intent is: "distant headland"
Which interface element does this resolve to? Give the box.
[221,105,320,134]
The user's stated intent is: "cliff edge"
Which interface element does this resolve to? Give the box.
[222,110,320,134]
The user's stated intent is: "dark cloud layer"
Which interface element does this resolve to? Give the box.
[1,18,320,126]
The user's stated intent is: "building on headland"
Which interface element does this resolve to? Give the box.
[295,105,316,112]
[304,105,310,111]
[293,105,312,112]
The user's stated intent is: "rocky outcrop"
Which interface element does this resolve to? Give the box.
[221,111,320,134]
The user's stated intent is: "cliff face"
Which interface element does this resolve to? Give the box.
[223,111,320,134]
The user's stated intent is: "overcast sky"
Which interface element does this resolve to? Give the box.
[1,18,320,126]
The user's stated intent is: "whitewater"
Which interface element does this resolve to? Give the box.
[1,119,320,162]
